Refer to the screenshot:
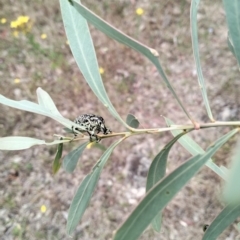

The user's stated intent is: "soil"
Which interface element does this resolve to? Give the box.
[0,0,240,239]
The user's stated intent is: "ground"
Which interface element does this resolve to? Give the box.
[0,0,240,239]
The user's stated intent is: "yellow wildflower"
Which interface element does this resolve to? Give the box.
[1,18,7,24]
[99,67,105,75]
[136,8,144,16]
[40,205,47,213]
[17,16,29,24]
[41,33,47,39]
[10,16,32,34]
[14,78,20,83]
[66,40,69,45]
[10,21,18,28]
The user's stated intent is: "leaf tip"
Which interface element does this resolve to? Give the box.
[149,48,159,57]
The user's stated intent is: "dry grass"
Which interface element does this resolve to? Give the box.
[0,0,240,239]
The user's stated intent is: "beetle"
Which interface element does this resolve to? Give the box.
[72,114,111,142]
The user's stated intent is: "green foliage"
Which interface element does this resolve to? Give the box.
[67,138,124,234]
[165,118,228,180]
[223,140,240,204]
[223,0,240,66]
[203,204,240,239]
[0,88,85,131]
[146,132,188,231]
[0,136,68,150]
[126,113,140,129]
[227,32,236,57]
[0,0,240,239]
[59,0,127,128]
[53,143,63,174]
[68,0,194,123]
[190,0,213,121]
[37,88,63,117]
[63,142,89,173]
[114,129,238,240]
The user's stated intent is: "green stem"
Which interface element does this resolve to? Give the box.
[99,121,240,139]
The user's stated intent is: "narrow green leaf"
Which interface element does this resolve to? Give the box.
[63,127,74,134]
[0,137,45,150]
[227,32,236,57]
[190,0,213,121]
[146,132,187,232]
[222,0,240,66]
[165,117,227,180]
[69,0,193,123]
[63,142,89,173]
[223,140,240,204]
[114,129,238,240]
[126,114,135,124]
[146,132,188,192]
[237,222,240,232]
[53,143,63,174]
[36,87,63,117]
[130,120,139,129]
[205,161,227,181]
[92,143,107,151]
[203,204,240,240]
[126,114,140,129]
[151,213,161,233]
[67,138,124,234]
[59,0,128,128]
[0,93,85,132]
[219,165,229,175]
[0,137,70,150]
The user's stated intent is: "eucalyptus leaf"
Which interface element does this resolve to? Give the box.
[53,143,63,174]
[69,0,193,122]
[36,87,63,117]
[165,117,227,180]
[67,138,124,234]
[222,0,240,66]
[227,32,236,57]
[126,113,140,129]
[126,114,135,124]
[0,137,69,150]
[203,204,240,240]
[63,142,89,173]
[0,93,85,132]
[190,0,213,121]
[146,132,187,232]
[151,213,161,233]
[114,129,238,240]
[63,127,74,134]
[223,140,240,204]
[130,120,139,129]
[219,165,229,175]
[59,0,128,128]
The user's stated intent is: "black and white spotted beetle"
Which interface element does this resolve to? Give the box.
[72,114,111,142]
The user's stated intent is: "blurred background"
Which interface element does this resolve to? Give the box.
[0,0,240,239]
